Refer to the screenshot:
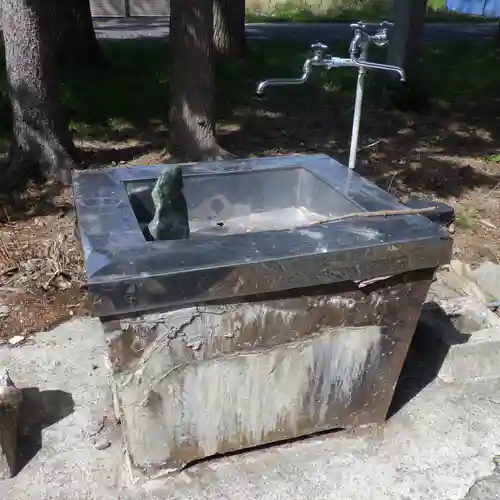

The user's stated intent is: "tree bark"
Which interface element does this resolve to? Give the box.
[50,0,106,68]
[387,0,427,80]
[169,0,221,161]
[213,0,246,58]
[1,0,78,187]
[384,0,429,111]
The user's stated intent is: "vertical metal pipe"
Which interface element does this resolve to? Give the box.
[348,66,366,170]
[348,45,368,170]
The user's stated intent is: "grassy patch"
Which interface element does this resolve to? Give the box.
[61,39,171,140]
[487,153,500,163]
[245,0,490,23]
[455,207,477,229]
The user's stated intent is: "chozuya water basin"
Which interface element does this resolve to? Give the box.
[72,153,451,318]
[71,153,452,478]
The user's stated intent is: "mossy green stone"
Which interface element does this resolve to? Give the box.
[148,166,190,241]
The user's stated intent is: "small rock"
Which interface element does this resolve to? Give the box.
[8,335,24,346]
[0,368,22,407]
[93,438,111,451]
[0,305,8,317]
[0,367,22,478]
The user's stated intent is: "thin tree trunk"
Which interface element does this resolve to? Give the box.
[2,0,77,187]
[50,0,106,68]
[169,0,221,161]
[213,0,246,58]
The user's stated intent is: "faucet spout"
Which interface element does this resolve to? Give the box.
[350,52,406,81]
[392,66,406,82]
[256,59,313,95]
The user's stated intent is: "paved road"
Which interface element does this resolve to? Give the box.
[94,18,498,42]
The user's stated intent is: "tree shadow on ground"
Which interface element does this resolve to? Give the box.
[15,388,75,474]
[80,137,165,167]
[0,170,73,223]
[0,136,166,223]
[220,102,500,198]
[215,39,500,199]
[218,75,500,199]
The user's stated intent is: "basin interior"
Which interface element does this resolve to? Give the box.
[125,166,361,239]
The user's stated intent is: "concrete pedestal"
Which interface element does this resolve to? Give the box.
[72,154,452,478]
[103,270,434,476]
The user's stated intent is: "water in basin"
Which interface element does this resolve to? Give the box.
[125,166,361,240]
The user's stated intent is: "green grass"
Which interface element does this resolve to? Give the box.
[245,0,491,23]
[455,207,477,229]
[0,37,499,146]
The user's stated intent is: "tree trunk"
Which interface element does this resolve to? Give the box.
[169,0,221,161]
[387,0,427,79]
[213,0,246,58]
[384,0,429,112]
[50,0,106,68]
[2,0,78,187]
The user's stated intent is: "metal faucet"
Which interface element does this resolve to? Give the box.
[256,42,355,94]
[348,21,405,81]
[256,21,406,171]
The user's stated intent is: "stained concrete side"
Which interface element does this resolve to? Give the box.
[1,318,500,499]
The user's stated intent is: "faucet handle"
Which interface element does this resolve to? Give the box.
[371,21,394,47]
[350,20,393,32]
[371,28,390,47]
[311,42,328,55]
[350,21,375,32]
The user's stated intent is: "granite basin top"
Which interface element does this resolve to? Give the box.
[72,154,452,316]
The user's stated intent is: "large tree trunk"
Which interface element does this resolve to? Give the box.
[384,0,429,111]
[387,0,427,78]
[213,0,246,58]
[2,0,77,187]
[169,0,221,161]
[50,0,106,68]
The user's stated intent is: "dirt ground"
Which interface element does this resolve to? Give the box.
[1,101,500,339]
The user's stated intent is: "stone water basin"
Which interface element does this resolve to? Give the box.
[125,161,359,237]
[71,154,452,477]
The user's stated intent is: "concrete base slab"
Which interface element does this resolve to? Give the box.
[421,273,500,382]
[464,465,500,500]
[0,319,124,498]
[471,261,500,303]
[0,318,500,498]
[434,338,500,382]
